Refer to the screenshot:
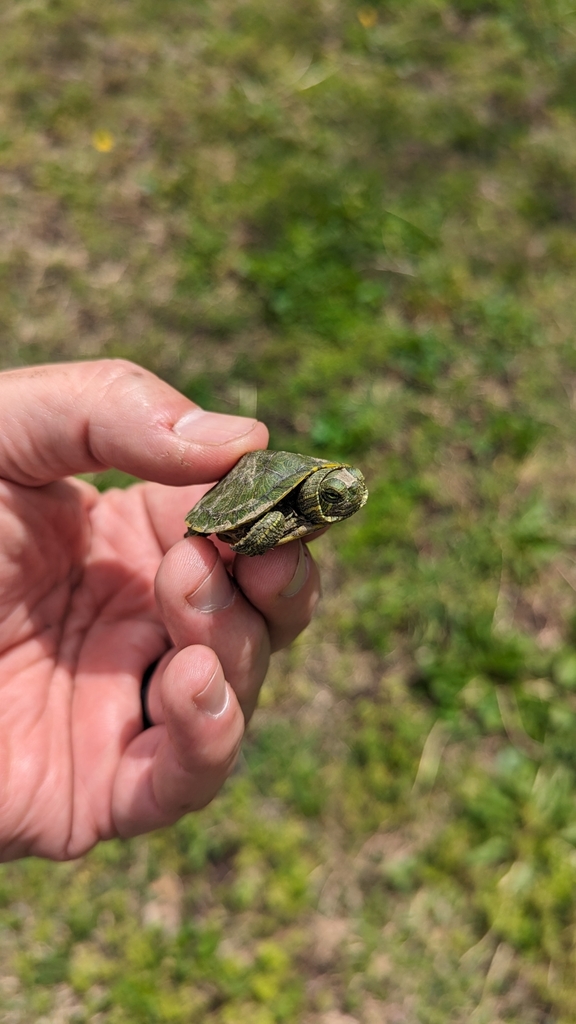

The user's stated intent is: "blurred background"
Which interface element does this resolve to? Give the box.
[2,0,576,1020]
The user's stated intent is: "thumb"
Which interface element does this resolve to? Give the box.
[0,360,268,486]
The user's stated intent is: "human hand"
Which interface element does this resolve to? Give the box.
[0,360,320,860]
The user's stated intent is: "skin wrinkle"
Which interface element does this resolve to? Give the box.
[7,398,88,487]
[69,362,138,473]
[113,729,171,838]
[234,632,267,706]
[182,723,242,779]
[0,593,68,660]
[65,767,100,858]
[0,732,14,844]
[0,404,28,485]
[2,410,37,486]
[22,504,95,856]
[0,659,74,860]
[153,749,224,818]
[0,501,87,653]
[36,520,94,677]
[47,664,76,859]
[4,368,52,380]
[0,511,80,650]
[87,364,170,470]
[153,751,194,816]
[139,754,172,832]
[64,362,127,474]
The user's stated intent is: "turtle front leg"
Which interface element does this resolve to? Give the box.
[226,510,287,556]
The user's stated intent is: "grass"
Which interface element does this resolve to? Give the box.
[3,0,576,1020]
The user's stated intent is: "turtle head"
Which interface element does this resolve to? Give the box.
[298,465,368,524]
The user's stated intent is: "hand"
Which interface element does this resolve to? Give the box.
[0,360,320,861]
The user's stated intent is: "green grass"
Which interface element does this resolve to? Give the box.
[3,0,576,1019]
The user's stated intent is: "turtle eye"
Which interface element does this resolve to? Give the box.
[321,478,348,504]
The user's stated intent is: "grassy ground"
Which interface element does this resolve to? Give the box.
[3,0,576,1020]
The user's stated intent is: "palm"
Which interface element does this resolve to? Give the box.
[0,477,206,861]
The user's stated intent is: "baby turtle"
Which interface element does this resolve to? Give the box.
[185,450,368,556]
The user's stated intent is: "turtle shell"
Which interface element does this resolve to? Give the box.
[185,450,342,535]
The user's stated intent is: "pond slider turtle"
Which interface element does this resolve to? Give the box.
[185,449,368,556]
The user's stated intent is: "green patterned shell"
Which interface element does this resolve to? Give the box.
[185,450,343,534]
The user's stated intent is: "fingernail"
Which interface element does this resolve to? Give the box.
[186,562,236,613]
[280,542,310,598]
[194,668,229,717]
[173,408,258,445]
